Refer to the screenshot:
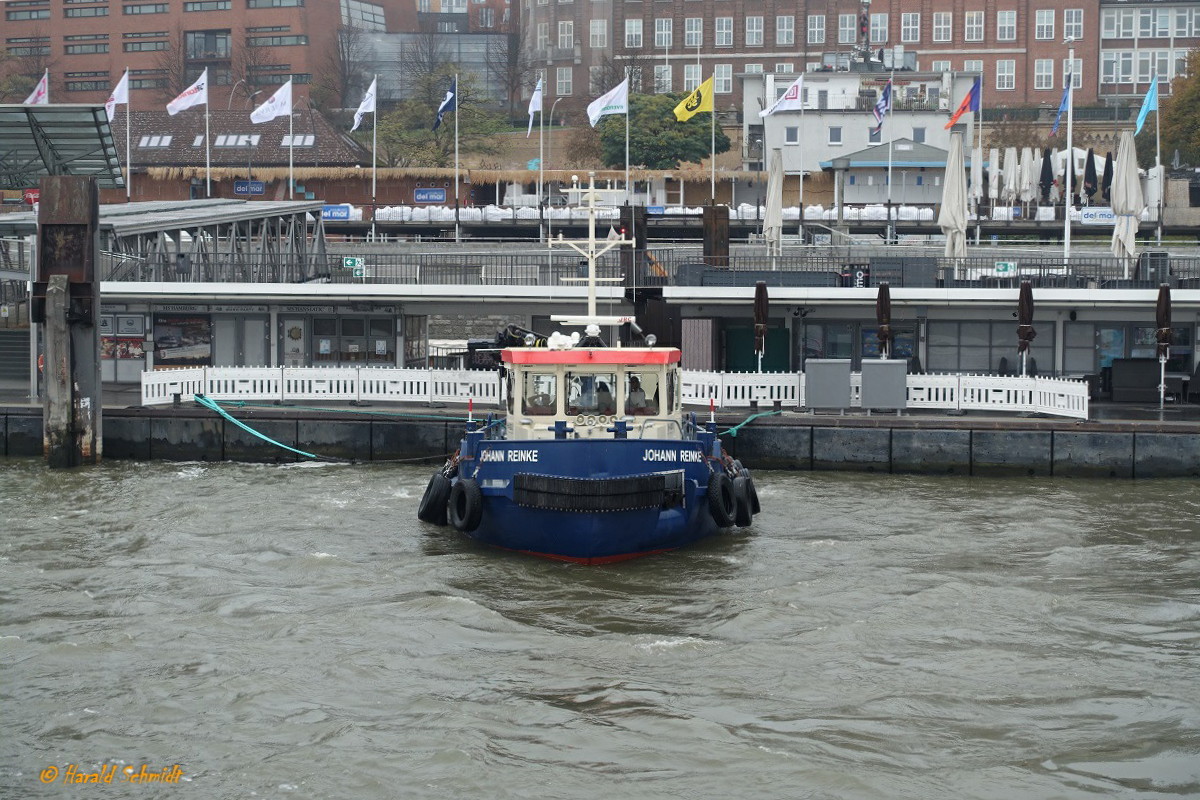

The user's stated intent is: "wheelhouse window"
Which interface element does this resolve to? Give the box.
[566,372,617,415]
[625,372,660,415]
[522,372,558,416]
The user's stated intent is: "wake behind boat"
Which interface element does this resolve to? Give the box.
[416,174,761,563]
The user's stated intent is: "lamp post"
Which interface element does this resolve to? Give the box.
[228,79,250,110]
[546,96,564,201]
[832,157,851,231]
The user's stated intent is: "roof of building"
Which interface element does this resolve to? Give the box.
[0,104,125,190]
[108,110,371,169]
[819,138,971,170]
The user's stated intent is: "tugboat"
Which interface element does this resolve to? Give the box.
[416,173,761,564]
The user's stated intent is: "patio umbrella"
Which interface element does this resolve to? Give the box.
[987,147,1000,201]
[1083,147,1098,202]
[762,148,784,259]
[1017,280,1036,377]
[969,144,984,206]
[876,282,892,360]
[1157,283,1172,410]
[938,132,968,260]
[1039,148,1054,202]
[1002,147,1020,206]
[1110,130,1144,275]
[1101,151,1114,203]
[754,280,769,371]
[1019,147,1038,205]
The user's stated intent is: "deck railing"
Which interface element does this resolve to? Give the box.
[141,367,1089,420]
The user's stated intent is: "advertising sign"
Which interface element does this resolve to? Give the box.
[322,205,352,221]
[233,180,265,196]
[414,188,447,204]
[1080,207,1116,226]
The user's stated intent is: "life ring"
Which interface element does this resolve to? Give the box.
[417,472,451,525]
[732,476,754,527]
[448,478,483,532]
[37,353,44,374]
[707,473,736,528]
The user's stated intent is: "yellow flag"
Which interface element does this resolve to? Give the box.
[674,77,714,122]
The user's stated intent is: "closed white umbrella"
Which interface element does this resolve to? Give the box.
[969,145,984,205]
[1049,147,1062,203]
[987,147,1000,200]
[1019,147,1038,204]
[1110,130,1144,276]
[939,132,968,260]
[1002,147,1020,205]
[762,147,784,259]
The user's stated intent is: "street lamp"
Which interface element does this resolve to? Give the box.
[546,96,564,202]
[228,79,250,110]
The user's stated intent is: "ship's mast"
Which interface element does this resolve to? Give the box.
[551,171,635,329]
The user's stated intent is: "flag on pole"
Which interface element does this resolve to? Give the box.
[944,77,981,130]
[351,77,376,132]
[760,75,805,117]
[23,70,49,105]
[1050,75,1072,137]
[527,77,543,138]
[433,77,457,130]
[674,76,714,122]
[870,78,892,135]
[1135,74,1158,136]
[586,78,629,127]
[250,79,293,124]
[105,69,129,122]
[167,68,208,115]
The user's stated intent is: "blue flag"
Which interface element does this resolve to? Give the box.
[1050,76,1071,137]
[1136,75,1158,136]
[433,77,457,131]
[871,78,892,135]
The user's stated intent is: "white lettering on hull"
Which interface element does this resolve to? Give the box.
[643,449,704,463]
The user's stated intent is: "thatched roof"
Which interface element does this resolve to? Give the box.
[145,165,770,186]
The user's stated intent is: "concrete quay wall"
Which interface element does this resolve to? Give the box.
[3,408,1199,479]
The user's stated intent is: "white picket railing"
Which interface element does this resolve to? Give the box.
[142,366,1089,419]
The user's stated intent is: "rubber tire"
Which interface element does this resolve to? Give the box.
[448,478,484,532]
[732,476,754,527]
[707,473,737,528]
[745,474,761,515]
[417,473,451,525]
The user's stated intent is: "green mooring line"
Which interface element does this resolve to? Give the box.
[722,410,782,437]
[195,394,321,460]
[208,398,470,423]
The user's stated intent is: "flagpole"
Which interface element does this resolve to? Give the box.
[1064,40,1074,259]
[371,74,378,242]
[539,84,544,242]
[887,72,894,243]
[625,68,631,205]
[798,90,804,242]
[976,76,984,243]
[1155,72,1162,246]
[125,67,131,202]
[455,72,461,244]
[206,103,211,197]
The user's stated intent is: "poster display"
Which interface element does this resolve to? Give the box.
[154,314,212,367]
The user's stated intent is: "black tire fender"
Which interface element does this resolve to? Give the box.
[732,476,754,527]
[707,473,737,528]
[448,478,484,532]
[417,473,452,525]
[745,474,762,515]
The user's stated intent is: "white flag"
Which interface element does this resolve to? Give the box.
[760,75,805,117]
[167,68,208,115]
[526,77,543,138]
[586,78,629,128]
[351,77,376,132]
[23,70,49,105]
[105,69,129,122]
[251,79,293,124]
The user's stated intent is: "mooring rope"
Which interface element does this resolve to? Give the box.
[721,410,782,437]
[195,394,325,460]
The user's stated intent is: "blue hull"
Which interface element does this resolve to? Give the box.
[454,436,724,564]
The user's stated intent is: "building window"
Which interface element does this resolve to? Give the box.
[996,59,1015,90]
[964,59,983,74]
[912,126,925,143]
[932,60,950,73]
[996,10,1017,41]
[536,23,548,50]
[1063,58,1082,89]
[932,12,951,42]
[588,65,602,93]
[965,11,984,42]
[746,16,763,47]
[66,43,110,54]
[624,19,642,49]
[870,14,887,44]
[124,3,169,12]
[6,10,51,21]
[1035,9,1054,40]
[655,18,672,48]
[589,19,606,49]
[138,135,173,147]
[248,35,307,46]
[900,13,920,43]
[556,66,572,96]
[684,18,702,48]
[715,17,733,47]
[214,134,261,146]
[1064,8,1083,40]
[775,63,794,73]
[806,14,824,45]
[744,63,762,74]
[714,63,732,94]
[784,126,799,145]
[683,63,700,91]
[558,21,573,50]
[281,134,315,147]
[248,0,305,6]
[1034,58,1054,90]
[186,30,231,58]
[184,1,231,10]
[776,16,794,46]
[838,13,856,43]
[65,6,110,16]
[828,126,842,145]
[654,64,671,93]
[869,128,881,144]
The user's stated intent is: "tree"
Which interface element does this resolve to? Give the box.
[398,33,453,107]
[310,26,371,112]
[595,92,730,170]
[229,35,279,108]
[374,69,509,168]
[0,29,54,103]
[485,26,534,119]
[1158,51,1200,169]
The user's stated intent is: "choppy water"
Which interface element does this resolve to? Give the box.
[2,459,1199,799]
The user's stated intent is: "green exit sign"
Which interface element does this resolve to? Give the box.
[342,256,364,269]
[994,261,1016,275]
